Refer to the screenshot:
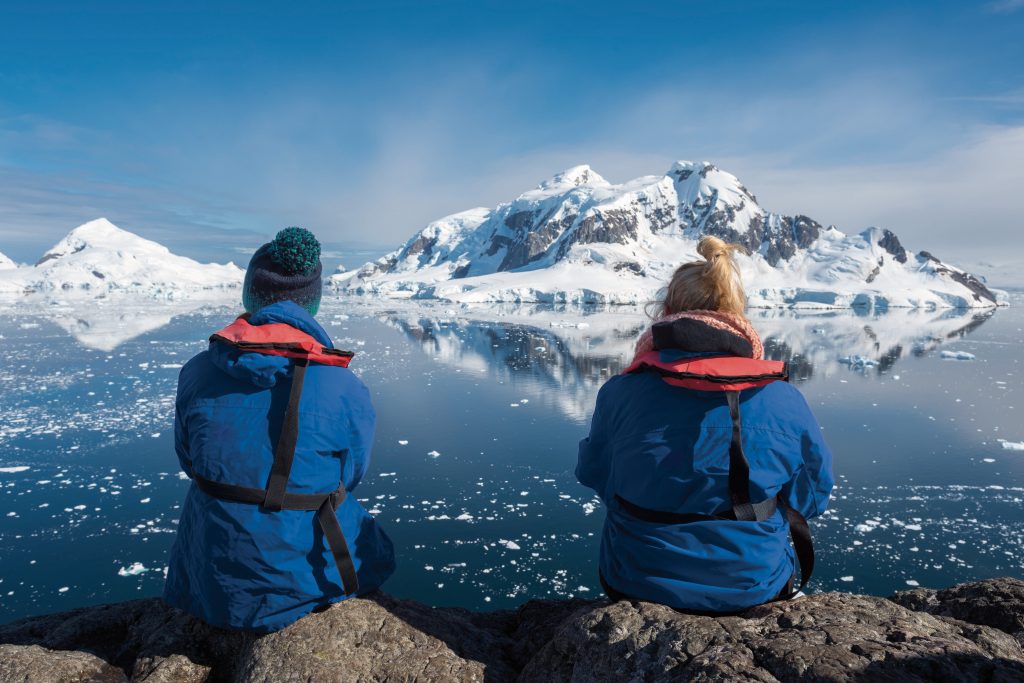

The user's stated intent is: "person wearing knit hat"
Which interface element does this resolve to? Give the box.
[163,227,396,633]
[242,227,323,315]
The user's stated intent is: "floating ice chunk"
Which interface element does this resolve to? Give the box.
[177,472,189,480]
[455,512,474,522]
[904,524,922,531]
[840,576,854,582]
[983,458,996,463]
[398,440,409,446]
[940,350,975,361]
[498,539,521,550]
[0,466,29,473]
[118,562,150,577]
[839,355,878,369]
[905,580,920,587]
[853,524,874,533]
[427,450,441,458]
[1000,441,1024,451]
[140,498,151,504]
[58,586,69,593]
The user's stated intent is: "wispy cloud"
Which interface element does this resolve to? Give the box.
[988,0,1024,13]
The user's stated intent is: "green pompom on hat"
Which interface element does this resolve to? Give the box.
[242,227,323,315]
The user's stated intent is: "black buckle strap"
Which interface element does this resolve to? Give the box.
[615,494,777,524]
[193,474,360,595]
[264,357,308,512]
[780,499,814,595]
[615,493,813,598]
[725,390,757,521]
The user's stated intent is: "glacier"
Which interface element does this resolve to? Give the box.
[333,162,1004,309]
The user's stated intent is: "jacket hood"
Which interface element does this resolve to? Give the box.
[208,300,334,388]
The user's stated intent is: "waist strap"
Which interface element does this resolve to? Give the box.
[193,473,359,595]
[615,494,777,524]
[615,493,813,596]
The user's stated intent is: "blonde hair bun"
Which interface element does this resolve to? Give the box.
[653,235,748,317]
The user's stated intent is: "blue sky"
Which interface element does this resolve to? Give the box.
[1,0,1022,267]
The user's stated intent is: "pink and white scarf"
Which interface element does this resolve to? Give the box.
[632,310,763,363]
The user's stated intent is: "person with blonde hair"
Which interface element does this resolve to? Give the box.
[576,236,834,612]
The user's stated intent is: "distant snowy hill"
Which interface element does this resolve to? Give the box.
[0,218,244,298]
[0,251,15,270]
[334,162,1001,309]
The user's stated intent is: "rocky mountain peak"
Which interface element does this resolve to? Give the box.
[539,164,609,191]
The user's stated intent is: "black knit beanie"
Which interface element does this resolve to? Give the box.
[242,227,323,315]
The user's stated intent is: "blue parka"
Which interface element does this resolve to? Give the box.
[163,301,395,632]
[577,344,833,612]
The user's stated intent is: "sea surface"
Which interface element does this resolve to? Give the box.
[1,292,1022,624]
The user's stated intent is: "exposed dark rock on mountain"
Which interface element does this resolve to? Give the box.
[2,578,1023,682]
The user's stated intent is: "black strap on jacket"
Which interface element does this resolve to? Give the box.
[191,357,359,595]
[614,387,814,596]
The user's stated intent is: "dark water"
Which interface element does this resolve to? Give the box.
[1,293,1022,624]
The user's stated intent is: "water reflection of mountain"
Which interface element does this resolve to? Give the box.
[387,305,994,419]
[751,308,994,380]
[387,310,644,421]
[0,294,235,351]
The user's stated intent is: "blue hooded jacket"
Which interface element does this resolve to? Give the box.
[163,301,395,632]
[577,336,833,612]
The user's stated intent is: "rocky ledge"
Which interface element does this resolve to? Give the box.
[2,578,1024,682]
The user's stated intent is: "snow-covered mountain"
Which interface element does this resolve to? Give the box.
[334,162,1002,309]
[0,218,244,298]
[0,251,16,270]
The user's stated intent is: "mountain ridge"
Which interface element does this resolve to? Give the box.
[334,161,1002,309]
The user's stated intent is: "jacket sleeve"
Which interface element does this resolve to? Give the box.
[576,384,614,502]
[343,377,377,490]
[174,374,193,479]
[781,394,834,519]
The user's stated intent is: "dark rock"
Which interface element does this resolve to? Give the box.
[890,577,1024,644]
[878,228,908,263]
[613,261,645,276]
[0,644,126,683]
[237,592,512,683]
[2,580,1024,682]
[792,215,821,249]
[571,209,639,248]
[520,592,1024,682]
[933,265,998,304]
[0,598,249,682]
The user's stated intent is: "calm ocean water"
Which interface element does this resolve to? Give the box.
[1,292,1022,624]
